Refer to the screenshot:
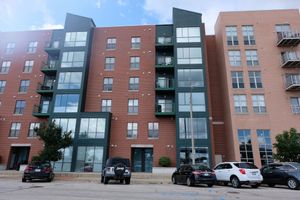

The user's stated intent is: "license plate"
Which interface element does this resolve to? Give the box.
[203,173,209,176]
[35,169,41,172]
[251,172,257,175]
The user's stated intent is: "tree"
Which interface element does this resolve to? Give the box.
[32,121,73,162]
[273,128,300,162]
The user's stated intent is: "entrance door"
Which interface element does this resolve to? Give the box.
[132,148,153,172]
[8,147,30,170]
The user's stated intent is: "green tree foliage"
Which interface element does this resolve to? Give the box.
[273,128,300,162]
[159,156,171,167]
[32,121,72,162]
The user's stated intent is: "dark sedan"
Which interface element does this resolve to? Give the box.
[172,164,216,187]
[261,162,300,190]
[22,161,55,182]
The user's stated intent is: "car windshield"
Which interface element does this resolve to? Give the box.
[108,158,130,167]
[234,163,258,169]
[30,162,51,168]
[192,165,212,171]
[289,162,300,170]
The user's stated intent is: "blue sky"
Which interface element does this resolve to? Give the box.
[1,0,300,34]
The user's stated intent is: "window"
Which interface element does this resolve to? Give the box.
[176,27,201,43]
[103,77,113,91]
[226,26,238,46]
[54,94,79,113]
[238,129,253,162]
[19,80,30,93]
[252,94,266,113]
[65,32,87,47]
[178,92,205,112]
[5,42,15,54]
[246,50,259,66]
[27,41,38,53]
[129,77,139,91]
[249,71,263,88]
[290,97,300,114]
[28,122,40,137]
[275,24,291,33]
[130,56,140,70]
[228,51,241,66]
[61,51,85,68]
[58,72,82,89]
[9,122,21,137]
[128,99,138,114]
[14,100,26,114]
[157,99,173,113]
[157,36,172,44]
[257,129,273,166]
[242,25,255,45]
[231,71,244,88]
[178,69,204,87]
[127,122,138,138]
[53,118,76,138]
[106,38,116,49]
[131,37,141,49]
[75,146,103,172]
[179,118,207,139]
[79,118,106,139]
[0,80,6,93]
[53,147,73,172]
[23,60,34,73]
[177,47,202,64]
[1,61,11,74]
[105,57,115,70]
[234,95,248,113]
[148,122,159,138]
[101,99,112,112]
[180,147,209,165]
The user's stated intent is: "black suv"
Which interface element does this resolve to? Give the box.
[101,157,131,184]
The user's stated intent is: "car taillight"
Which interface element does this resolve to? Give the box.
[43,167,52,173]
[25,166,33,172]
[239,168,246,175]
[192,171,202,175]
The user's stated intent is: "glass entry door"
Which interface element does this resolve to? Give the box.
[132,148,153,172]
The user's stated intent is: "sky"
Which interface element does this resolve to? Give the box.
[1,0,300,34]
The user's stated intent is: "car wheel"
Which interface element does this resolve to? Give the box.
[100,176,104,183]
[22,178,26,182]
[120,179,124,184]
[207,184,213,187]
[267,183,275,187]
[251,183,260,188]
[125,178,130,184]
[171,176,177,184]
[186,177,194,187]
[287,178,299,190]
[104,176,109,184]
[231,176,241,188]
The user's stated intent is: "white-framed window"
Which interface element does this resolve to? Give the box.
[238,129,253,162]
[234,94,248,113]
[103,77,113,91]
[27,41,38,53]
[64,32,87,47]
[226,26,238,46]
[5,42,15,54]
[176,27,201,43]
[129,77,139,91]
[246,50,259,66]
[1,61,11,74]
[0,80,7,93]
[228,50,241,67]
[128,99,138,114]
[178,92,206,112]
[242,25,255,45]
[101,99,112,112]
[177,47,202,64]
[23,60,34,73]
[28,122,40,137]
[131,37,141,49]
[106,38,116,49]
[14,100,26,114]
[130,56,140,70]
[127,122,138,139]
[19,80,30,93]
[290,97,300,114]
[61,51,85,68]
[249,71,263,88]
[252,94,266,113]
[148,122,159,139]
[231,71,244,88]
[9,122,21,137]
[105,57,115,71]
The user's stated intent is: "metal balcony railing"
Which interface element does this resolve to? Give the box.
[37,82,55,92]
[277,31,300,47]
[155,103,175,115]
[156,57,174,67]
[281,52,300,68]
[156,78,174,90]
[156,37,172,45]
[285,74,300,90]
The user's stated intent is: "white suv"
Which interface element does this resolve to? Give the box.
[214,162,263,188]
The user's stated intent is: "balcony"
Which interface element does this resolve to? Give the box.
[156,78,174,91]
[44,41,60,56]
[155,103,175,116]
[36,82,54,95]
[156,37,173,49]
[41,61,58,75]
[286,74,300,91]
[156,56,174,69]
[277,31,300,47]
[281,52,300,68]
[32,104,50,118]
[291,105,300,114]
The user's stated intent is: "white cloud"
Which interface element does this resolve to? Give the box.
[117,0,127,6]
[96,0,107,8]
[143,0,300,34]
[31,23,64,30]
[120,12,126,18]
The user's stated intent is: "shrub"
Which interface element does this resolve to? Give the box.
[159,156,171,167]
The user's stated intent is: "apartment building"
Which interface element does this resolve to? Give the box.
[1,8,300,172]
[0,8,212,172]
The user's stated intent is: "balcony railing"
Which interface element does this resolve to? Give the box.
[291,105,300,114]
[32,104,50,117]
[281,52,300,68]
[44,41,60,56]
[156,78,174,90]
[286,74,300,91]
[155,103,175,116]
[36,82,55,94]
[277,31,300,47]
[156,57,174,67]
[156,37,173,45]
[41,61,58,75]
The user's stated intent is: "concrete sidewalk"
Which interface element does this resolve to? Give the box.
[0,170,172,184]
